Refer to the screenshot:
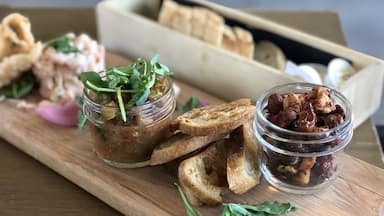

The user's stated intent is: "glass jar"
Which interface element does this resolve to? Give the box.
[253,83,353,194]
[83,78,176,168]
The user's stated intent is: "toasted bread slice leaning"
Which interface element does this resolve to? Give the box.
[150,133,222,165]
[178,140,227,206]
[174,98,256,136]
[227,121,260,194]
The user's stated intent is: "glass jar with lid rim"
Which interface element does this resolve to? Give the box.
[83,77,176,168]
[253,83,353,194]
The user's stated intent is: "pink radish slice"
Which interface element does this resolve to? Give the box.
[35,101,80,126]
[200,101,209,107]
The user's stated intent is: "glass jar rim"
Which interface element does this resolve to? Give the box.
[83,76,173,111]
[255,82,353,137]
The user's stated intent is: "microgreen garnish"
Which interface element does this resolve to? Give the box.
[175,183,203,216]
[0,72,36,98]
[182,96,201,113]
[46,35,80,54]
[80,54,172,122]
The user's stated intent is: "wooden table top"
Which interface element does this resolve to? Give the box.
[0,7,382,216]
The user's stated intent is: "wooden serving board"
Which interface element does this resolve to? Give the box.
[0,52,383,216]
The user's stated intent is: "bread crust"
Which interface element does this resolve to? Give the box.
[150,133,222,165]
[176,98,256,136]
[227,122,260,194]
[178,141,227,206]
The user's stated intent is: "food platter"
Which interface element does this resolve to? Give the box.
[0,52,383,216]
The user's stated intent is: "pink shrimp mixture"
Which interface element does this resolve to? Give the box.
[33,33,105,103]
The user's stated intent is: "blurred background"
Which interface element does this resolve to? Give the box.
[1,0,383,140]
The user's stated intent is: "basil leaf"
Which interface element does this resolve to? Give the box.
[182,96,201,113]
[80,71,108,88]
[150,54,160,65]
[46,35,80,54]
[175,183,203,216]
[135,88,151,106]
[242,202,296,214]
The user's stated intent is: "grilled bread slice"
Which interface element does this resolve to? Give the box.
[227,121,260,194]
[254,40,286,71]
[178,140,227,206]
[174,98,256,136]
[150,133,222,165]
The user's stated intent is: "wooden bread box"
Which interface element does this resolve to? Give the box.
[96,0,384,128]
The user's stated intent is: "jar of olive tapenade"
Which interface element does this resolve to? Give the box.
[82,55,176,168]
[253,83,352,194]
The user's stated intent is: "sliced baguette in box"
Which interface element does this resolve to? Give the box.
[97,0,384,128]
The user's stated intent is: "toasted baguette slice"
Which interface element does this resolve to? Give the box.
[221,25,239,54]
[178,140,227,206]
[171,5,192,35]
[242,119,259,156]
[202,10,224,46]
[254,40,286,71]
[233,27,254,59]
[150,133,222,165]
[191,7,208,39]
[227,122,260,194]
[175,98,256,136]
[158,0,179,27]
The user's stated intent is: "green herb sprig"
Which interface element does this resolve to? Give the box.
[175,183,203,216]
[221,202,297,216]
[175,183,296,216]
[182,96,201,113]
[76,96,87,129]
[46,35,80,54]
[0,72,36,98]
[80,54,172,122]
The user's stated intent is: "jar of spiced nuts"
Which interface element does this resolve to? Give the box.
[253,83,353,194]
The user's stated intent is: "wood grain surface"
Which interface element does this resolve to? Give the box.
[0,52,383,216]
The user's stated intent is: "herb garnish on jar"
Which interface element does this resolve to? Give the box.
[81,55,176,168]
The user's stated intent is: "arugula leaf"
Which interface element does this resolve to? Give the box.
[0,72,36,98]
[46,35,80,54]
[182,96,201,113]
[240,202,296,214]
[175,183,203,216]
[221,202,297,216]
[80,55,172,122]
